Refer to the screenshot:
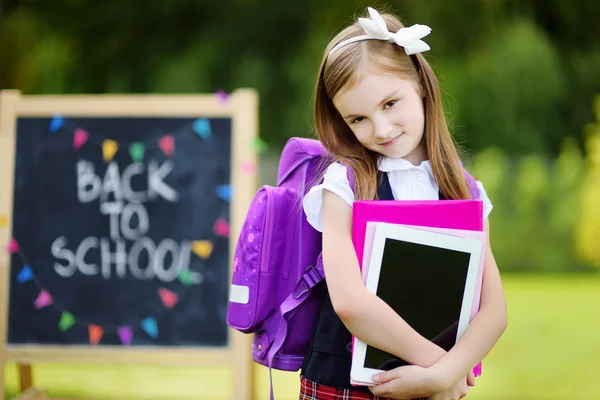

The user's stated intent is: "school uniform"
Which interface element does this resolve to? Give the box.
[299,158,493,400]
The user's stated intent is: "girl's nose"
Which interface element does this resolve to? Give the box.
[373,116,393,140]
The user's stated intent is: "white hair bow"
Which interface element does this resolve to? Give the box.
[328,7,432,57]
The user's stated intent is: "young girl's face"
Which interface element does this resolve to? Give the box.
[333,69,427,165]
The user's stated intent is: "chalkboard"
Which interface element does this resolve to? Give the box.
[9,116,233,347]
[0,91,257,398]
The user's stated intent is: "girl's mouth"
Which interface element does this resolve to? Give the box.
[381,134,402,147]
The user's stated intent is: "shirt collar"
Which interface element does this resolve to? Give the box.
[378,156,433,176]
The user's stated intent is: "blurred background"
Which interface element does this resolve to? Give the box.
[2,0,600,399]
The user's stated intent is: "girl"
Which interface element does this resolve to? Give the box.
[300,7,507,400]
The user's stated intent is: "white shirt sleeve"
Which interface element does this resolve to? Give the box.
[302,163,354,232]
[302,162,493,230]
[476,181,493,220]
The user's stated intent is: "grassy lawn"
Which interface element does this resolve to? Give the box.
[4,274,600,400]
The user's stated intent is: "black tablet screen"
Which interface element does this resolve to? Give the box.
[364,237,472,370]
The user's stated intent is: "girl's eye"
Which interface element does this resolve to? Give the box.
[384,100,397,109]
[351,116,365,124]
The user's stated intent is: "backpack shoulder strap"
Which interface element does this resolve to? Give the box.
[462,168,481,200]
[338,161,356,192]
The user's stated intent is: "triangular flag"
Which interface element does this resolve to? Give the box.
[251,138,268,154]
[192,240,213,259]
[58,312,75,332]
[118,326,133,345]
[73,128,89,150]
[129,142,145,162]
[89,324,104,345]
[241,162,256,174]
[141,317,158,339]
[192,119,212,140]
[158,135,175,157]
[7,238,19,254]
[16,265,33,284]
[34,290,53,309]
[178,269,195,287]
[216,185,232,202]
[215,89,229,105]
[0,214,8,228]
[213,219,229,237]
[49,115,64,133]
[102,139,119,162]
[158,288,178,309]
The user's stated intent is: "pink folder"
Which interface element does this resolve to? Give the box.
[351,200,485,381]
[353,200,484,266]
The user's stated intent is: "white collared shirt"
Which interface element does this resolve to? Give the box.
[302,159,493,232]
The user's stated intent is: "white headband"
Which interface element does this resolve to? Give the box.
[327,7,432,58]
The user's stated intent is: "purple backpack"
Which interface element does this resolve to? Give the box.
[226,137,481,386]
[227,137,329,375]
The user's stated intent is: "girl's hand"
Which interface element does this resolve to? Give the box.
[466,370,475,387]
[369,365,446,399]
[427,372,473,400]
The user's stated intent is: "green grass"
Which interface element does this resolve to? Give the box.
[4,274,600,400]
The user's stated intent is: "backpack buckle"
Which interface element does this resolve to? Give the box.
[292,265,323,299]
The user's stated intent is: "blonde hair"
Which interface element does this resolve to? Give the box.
[314,10,471,200]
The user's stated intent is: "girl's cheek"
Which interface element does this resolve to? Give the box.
[356,131,372,143]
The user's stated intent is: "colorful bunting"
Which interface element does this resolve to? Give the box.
[49,115,65,133]
[16,265,33,284]
[158,288,179,309]
[0,214,8,228]
[118,326,134,345]
[12,116,220,343]
[7,238,19,254]
[34,290,53,309]
[158,135,175,157]
[102,139,119,162]
[58,312,76,332]
[73,128,89,150]
[141,317,158,339]
[192,240,213,259]
[12,241,198,342]
[192,118,212,140]
[89,324,104,345]
[178,269,195,287]
[215,89,230,105]
[213,219,230,237]
[216,184,232,202]
[251,138,268,154]
[129,142,145,162]
[241,162,257,174]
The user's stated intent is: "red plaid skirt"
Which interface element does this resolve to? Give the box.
[299,376,392,400]
[299,377,429,400]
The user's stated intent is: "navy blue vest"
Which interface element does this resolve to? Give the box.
[301,172,446,389]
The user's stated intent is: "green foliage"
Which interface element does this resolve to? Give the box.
[575,96,600,268]
[470,135,592,273]
[1,1,600,153]
[449,19,567,155]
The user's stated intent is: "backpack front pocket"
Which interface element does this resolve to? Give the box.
[226,186,297,332]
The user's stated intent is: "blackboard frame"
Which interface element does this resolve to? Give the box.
[0,89,258,399]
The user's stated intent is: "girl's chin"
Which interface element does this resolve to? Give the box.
[379,147,409,159]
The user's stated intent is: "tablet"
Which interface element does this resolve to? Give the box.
[350,223,483,385]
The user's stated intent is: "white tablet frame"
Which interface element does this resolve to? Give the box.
[350,223,483,385]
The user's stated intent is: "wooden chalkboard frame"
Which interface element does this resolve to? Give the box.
[0,90,258,399]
